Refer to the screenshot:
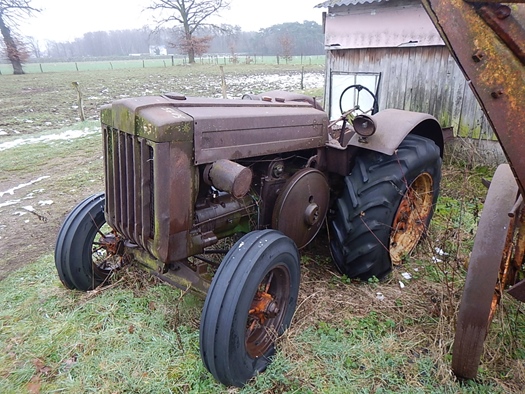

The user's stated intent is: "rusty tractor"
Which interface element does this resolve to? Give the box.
[54,83,443,386]
[422,0,525,380]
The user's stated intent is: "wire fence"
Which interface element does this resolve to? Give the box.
[0,55,326,75]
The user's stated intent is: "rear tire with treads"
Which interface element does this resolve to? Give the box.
[329,134,442,280]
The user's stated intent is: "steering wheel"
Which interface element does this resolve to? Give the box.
[339,84,379,116]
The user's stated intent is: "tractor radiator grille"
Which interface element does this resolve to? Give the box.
[103,126,155,248]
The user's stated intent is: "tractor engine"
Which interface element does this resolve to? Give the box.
[100,94,330,270]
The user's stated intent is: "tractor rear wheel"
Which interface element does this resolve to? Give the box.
[329,134,441,280]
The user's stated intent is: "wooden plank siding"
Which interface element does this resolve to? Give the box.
[325,46,495,140]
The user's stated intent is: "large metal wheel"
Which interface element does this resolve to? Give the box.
[272,168,330,249]
[55,193,121,291]
[199,230,300,387]
[452,164,519,379]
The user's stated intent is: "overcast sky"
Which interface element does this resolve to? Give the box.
[18,0,325,42]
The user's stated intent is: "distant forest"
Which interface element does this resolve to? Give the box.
[38,21,325,60]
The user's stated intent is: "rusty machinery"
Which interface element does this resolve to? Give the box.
[54,80,445,385]
[422,0,525,380]
[53,0,525,387]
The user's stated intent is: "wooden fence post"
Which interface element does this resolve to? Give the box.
[71,82,85,121]
[220,66,227,99]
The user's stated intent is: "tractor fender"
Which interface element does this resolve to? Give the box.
[348,109,444,157]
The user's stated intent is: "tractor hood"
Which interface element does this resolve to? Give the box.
[101,95,329,165]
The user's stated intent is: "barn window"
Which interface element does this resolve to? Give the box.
[329,72,381,120]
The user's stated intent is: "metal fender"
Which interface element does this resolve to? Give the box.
[348,109,444,157]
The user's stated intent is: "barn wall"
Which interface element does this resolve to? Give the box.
[325,46,495,140]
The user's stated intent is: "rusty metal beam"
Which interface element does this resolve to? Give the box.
[422,0,525,195]
[477,4,525,65]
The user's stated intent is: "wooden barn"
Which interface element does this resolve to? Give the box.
[316,0,500,157]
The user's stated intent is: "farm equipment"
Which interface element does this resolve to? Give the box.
[422,0,525,380]
[53,0,525,386]
[54,85,444,384]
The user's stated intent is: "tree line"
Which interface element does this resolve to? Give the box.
[38,22,324,60]
[1,0,324,74]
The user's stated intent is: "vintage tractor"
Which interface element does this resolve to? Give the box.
[54,85,443,386]
[422,0,525,380]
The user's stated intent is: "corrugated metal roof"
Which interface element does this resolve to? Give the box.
[316,0,386,8]
[323,4,444,49]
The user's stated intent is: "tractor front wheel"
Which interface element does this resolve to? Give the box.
[199,230,300,387]
[55,193,120,291]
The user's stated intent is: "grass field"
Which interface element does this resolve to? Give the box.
[0,55,326,75]
[0,63,524,393]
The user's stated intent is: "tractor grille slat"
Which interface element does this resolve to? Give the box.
[103,126,155,248]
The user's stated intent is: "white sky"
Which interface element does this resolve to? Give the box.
[17,0,325,42]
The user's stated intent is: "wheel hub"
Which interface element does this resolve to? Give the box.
[249,291,280,324]
[390,172,434,264]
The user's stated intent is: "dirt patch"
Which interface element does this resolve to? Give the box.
[0,149,103,280]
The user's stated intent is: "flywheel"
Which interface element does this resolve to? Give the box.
[272,168,330,249]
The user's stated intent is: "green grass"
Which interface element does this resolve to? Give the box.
[1,254,521,393]
[0,55,326,74]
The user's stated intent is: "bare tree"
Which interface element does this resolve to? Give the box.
[147,0,229,63]
[26,35,40,58]
[278,34,294,63]
[0,0,40,74]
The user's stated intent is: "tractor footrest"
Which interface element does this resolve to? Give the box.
[508,279,525,302]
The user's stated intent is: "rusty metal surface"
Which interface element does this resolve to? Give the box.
[187,105,327,165]
[343,109,443,156]
[390,173,434,265]
[127,247,210,298]
[102,95,328,265]
[104,126,155,249]
[477,4,525,65]
[104,122,197,263]
[422,0,525,195]
[508,278,525,302]
[243,90,323,111]
[271,168,330,249]
[452,164,518,379]
[204,159,252,199]
[506,203,525,301]
[245,266,290,358]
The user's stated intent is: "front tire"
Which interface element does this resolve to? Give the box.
[200,230,300,387]
[329,134,442,280]
[55,193,115,291]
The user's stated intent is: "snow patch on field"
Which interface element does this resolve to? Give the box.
[0,176,50,198]
[0,200,20,208]
[0,127,99,152]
